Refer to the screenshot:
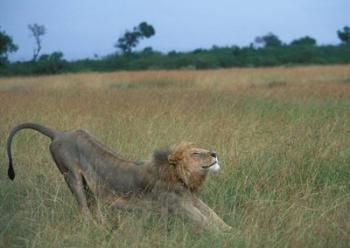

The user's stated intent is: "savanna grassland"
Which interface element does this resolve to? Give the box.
[0,65,350,247]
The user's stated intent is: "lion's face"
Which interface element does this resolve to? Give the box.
[162,143,220,191]
[168,143,220,174]
[182,147,220,173]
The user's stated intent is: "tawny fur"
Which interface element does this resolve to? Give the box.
[6,123,232,232]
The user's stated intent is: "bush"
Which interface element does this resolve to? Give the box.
[1,44,350,76]
[34,52,68,74]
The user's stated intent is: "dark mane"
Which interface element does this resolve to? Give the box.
[152,148,171,167]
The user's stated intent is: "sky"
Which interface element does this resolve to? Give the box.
[2,0,350,61]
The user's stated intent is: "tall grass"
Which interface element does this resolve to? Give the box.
[0,65,349,247]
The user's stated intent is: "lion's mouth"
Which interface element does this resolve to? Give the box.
[202,161,217,169]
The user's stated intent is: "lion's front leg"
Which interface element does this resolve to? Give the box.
[177,201,212,229]
[158,192,214,231]
[192,197,232,232]
[110,196,154,211]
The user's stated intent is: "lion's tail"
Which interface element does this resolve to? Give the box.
[7,123,59,180]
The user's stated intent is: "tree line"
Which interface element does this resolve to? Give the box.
[0,23,349,75]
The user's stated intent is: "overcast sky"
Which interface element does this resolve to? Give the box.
[2,0,349,61]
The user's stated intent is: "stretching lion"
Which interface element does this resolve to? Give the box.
[7,123,232,232]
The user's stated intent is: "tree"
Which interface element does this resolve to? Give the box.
[138,22,155,38]
[115,22,155,54]
[255,32,282,48]
[28,23,46,61]
[337,26,350,44]
[0,27,18,66]
[290,36,316,46]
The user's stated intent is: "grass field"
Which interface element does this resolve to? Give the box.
[0,65,349,247]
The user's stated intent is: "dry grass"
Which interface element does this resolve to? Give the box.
[0,65,349,247]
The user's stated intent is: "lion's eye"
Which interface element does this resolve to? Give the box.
[192,152,201,157]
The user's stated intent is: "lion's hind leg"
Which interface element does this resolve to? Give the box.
[81,175,97,210]
[64,170,93,217]
[49,147,93,218]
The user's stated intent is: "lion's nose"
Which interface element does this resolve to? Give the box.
[210,152,217,158]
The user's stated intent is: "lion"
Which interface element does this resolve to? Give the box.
[7,123,232,232]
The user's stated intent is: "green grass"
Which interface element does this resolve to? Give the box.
[0,65,349,247]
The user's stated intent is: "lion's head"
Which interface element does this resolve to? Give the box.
[153,142,220,192]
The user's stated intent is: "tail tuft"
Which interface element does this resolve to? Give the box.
[8,162,15,180]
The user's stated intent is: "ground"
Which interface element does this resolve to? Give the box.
[0,65,349,247]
